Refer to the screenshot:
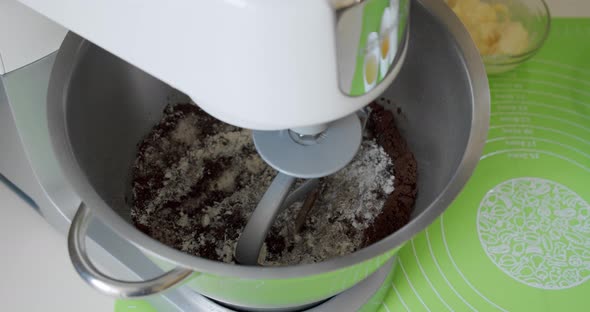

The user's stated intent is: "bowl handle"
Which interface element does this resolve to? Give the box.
[68,203,193,298]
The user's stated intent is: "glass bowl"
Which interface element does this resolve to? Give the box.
[448,0,551,74]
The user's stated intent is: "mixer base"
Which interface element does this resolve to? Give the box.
[115,258,396,312]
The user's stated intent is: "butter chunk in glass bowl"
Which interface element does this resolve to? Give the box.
[446,0,550,74]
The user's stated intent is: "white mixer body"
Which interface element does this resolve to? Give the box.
[19,0,408,130]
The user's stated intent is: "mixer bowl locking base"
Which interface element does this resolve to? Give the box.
[119,258,395,312]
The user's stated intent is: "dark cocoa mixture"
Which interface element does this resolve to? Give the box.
[363,103,417,245]
[130,102,417,264]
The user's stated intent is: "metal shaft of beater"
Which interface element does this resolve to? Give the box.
[234,176,322,265]
[234,113,364,265]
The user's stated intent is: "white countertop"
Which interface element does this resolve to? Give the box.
[0,1,587,311]
[0,182,113,311]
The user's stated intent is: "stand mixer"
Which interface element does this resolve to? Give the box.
[0,0,489,311]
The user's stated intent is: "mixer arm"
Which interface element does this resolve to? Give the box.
[17,0,400,130]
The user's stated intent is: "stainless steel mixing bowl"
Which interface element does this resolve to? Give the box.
[47,0,489,309]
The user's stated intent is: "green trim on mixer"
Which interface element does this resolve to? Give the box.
[114,259,399,312]
[146,246,402,308]
[358,258,398,312]
[350,0,389,96]
[114,299,158,312]
[350,0,410,96]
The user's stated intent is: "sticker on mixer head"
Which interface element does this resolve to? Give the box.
[350,0,408,96]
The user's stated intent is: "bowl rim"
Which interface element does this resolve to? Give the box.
[47,0,490,280]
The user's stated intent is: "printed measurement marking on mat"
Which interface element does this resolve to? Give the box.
[493,79,590,98]
[494,100,590,122]
[493,90,590,109]
[493,126,534,136]
[531,59,590,77]
[492,112,590,134]
[491,125,590,147]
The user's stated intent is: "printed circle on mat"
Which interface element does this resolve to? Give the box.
[477,178,590,290]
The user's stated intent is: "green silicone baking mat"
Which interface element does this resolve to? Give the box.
[379,18,590,312]
[115,18,590,312]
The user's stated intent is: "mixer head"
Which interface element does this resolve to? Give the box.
[22,0,412,271]
[21,0,409,130]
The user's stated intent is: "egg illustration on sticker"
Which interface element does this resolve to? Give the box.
[363,32,380,92]
[379,7,398,79]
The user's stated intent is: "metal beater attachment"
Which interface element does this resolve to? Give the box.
[252,113,362,179]
[235,112,364,265]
